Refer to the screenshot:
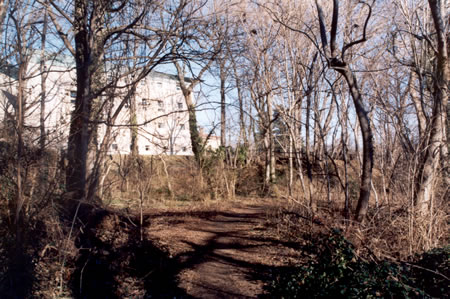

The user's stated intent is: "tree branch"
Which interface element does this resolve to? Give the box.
[46,3,75,56]
[315,0,328,52]
[341,0,373,60]
[46,0,73,25]
[330,0,339,57]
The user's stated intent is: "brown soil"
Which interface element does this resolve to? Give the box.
[147,199,302,298]
[65,198,304,298]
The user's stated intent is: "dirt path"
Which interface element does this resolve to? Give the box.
[146,200,302,298]
[67,199,303,298]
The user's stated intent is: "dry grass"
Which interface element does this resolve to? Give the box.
[0,152,448,297]
[100,153,448,261]
[263,187,448,262]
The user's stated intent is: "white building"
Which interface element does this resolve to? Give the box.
[0,54,193,156]
[199,128,221,151]
[104,71,192,155]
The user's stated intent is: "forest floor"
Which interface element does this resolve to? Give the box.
[146,198,303,298]
[62,197,306,298]
[5,193,448,298]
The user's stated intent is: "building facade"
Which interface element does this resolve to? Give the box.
[0,55,193,156]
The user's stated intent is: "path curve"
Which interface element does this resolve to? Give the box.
[147,201,301,298]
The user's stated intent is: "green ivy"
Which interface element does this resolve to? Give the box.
[413,246,449,298]
[266,229,433,298]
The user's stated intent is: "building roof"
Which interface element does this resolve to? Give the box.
[0,63,19,80]
[149,70,193,83]
[1,54,192,84]
[1,90,17,108]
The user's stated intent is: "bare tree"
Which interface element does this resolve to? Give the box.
[2,0,46,233]
[239,9,282,187]
[0,1,49,296]
[414,0,448,214]
[171,3,226,166]
[390,0,448,216]
[314,0,375,222]
[0,0,7,43]
[48,0,189,201]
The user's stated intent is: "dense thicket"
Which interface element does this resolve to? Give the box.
[0,0,447,297]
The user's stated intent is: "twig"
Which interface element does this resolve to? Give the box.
[125,209,138,227]
[380,252,450,282]
[79,253,91,296]
[403,262,450,282]
[59,199,82,293]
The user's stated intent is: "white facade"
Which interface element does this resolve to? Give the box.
[103,72,192,155]
[0,56,75,150]
[199,128,221,151]
[0,56,193,156]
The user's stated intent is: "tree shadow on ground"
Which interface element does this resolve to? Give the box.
[147,207,307,298]
[68,205,306,298]
[68,208,192,298]
[0,216,55,299]
[0,240,35,299]
[167,229,304,298]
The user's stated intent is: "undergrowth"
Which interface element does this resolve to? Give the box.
[266,229,449,298]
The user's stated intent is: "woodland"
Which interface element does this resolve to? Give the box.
[0,0,448,298]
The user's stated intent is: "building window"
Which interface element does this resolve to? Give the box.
[142,98,148,106]
[145,145,150,151]
[157,100,164,111]
[111,144,118,150]
[177,102,183,109]
[182,147,187,152]
[180,124,185,130]
[70,90,76,98]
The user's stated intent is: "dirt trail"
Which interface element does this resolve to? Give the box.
[146,200,302,298]
[67,199,302,298]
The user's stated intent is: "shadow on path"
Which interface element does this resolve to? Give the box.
[69,209,192,298]
[68,203,302,298]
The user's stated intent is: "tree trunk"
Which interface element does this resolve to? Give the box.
[267,94,276,183]
[184,90,203,165]
[0,0,7,43]
[66,0,100,199]
[410,72,427,139]
[66,54,91,197]
[305,91,316,212]
[234,67,247,148]
[220,61,226,147]
[415,0,448,214]
[335,66,374,222]
[263,126,271,185]
[39,7,48,153]
[173,58,209,167]
[313,0,374,222]
[288,134,293,196]
[339,95,350,219]
[129,93,139,156]
[129,41,139,157]
[15,59,25,230]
